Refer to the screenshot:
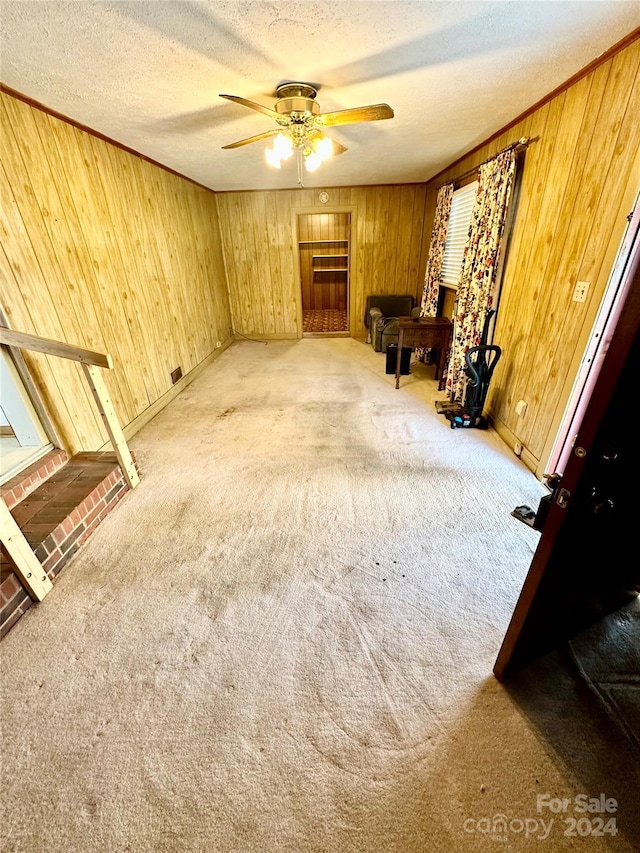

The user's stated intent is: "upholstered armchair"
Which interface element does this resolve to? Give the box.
[364,294,420,352]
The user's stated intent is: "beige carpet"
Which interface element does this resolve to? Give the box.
[1,339,638,852]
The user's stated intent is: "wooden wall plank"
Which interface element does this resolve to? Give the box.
[527,55,640,459]
[0,91,232,454]
[496,83,591,441]
[352,187,367,332]
[521,54,638,455]
[399,188,421,293]
[385,190,401,293]
[40,120,149,418]
[490,97,563,429]
[0,243,82,451]
[0,162,99,450]
[2,99,109,369]
[0,101,107,445]
[90,142,167,404]
[252,195,277,332]
[265,193,285,334]
[275,191,297,335]
[215,193,243,335]
[371,188,388,296]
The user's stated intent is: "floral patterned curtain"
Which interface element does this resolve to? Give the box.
[416,183,453,371]
[420,183,454,318]
[445,149,517,402]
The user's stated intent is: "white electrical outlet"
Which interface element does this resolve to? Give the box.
[216,341,221,348]
[572,280,590,303]
[515,400,528,418]
[514,442,523,457]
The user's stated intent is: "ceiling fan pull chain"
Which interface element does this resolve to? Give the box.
[297,148,304,188]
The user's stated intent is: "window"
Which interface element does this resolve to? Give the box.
[440,181,477,288]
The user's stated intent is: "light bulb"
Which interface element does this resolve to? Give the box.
[274,133,293,160]
[305,152,322,172]
[315,136,333,161]
[265,146,282,168]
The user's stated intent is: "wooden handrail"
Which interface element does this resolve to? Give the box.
[0,327,113,369]
[1,324,140,602]
[0,325,138,489]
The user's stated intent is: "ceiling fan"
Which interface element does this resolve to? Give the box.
[219,82,394,177]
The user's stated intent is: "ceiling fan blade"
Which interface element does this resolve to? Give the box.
[219,94,280,120]
[317,104,394,127]
[330,138,348,155]
[222,129,281,149]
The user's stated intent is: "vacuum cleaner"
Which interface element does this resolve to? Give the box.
[436,309,502,429]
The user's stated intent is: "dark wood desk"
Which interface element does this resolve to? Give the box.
[395,316,453,388]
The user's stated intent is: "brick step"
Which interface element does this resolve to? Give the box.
[1,452,133,638]
[1,448,69,510]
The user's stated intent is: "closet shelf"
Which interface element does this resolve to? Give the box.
[299,239,349,244]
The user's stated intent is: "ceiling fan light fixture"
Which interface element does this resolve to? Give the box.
[265,132,294,168]
[304,134,333,172]
[274,133,293,159]
[265,146,282,168]
[313,135,333,161]
[221,83,393,183]
[304,151,322,172]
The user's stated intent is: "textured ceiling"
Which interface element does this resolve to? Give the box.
[0,2,638,192]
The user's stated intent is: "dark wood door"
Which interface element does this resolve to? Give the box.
[494,219,640,681]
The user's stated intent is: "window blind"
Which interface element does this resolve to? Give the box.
[441,181,478,287]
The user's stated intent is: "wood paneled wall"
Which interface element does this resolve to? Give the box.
[0,92,232,454]
[216,184,428,338]
[424,36,640,476]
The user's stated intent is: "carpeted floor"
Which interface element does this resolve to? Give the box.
[1,339,638,852]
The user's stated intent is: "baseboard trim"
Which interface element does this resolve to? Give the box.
[302,332,350,338]
[234,332,298,341]
[490,414,540,476]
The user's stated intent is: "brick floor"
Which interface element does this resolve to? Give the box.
[0,448,68,510]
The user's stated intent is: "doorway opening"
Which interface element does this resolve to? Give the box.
[1,347,52,484]
[297,212,351,336]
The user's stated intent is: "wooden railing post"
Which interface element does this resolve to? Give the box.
[82,364,140,490]
[0,500,53,602]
